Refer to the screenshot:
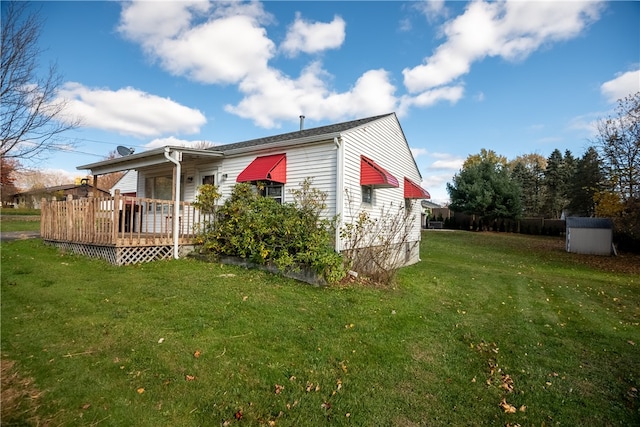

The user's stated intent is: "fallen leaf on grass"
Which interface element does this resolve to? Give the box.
[81,403,91,410]
[235,410,243,420]
[185,375,196,381]
[499,399,517,413]
[519,405,527,412]
[136,388,145,394]
[193,350,201,358]
[275,384,284,394]
[158,338,164,344]
[628,340,636,346]
[500,374,514,392]
[321,402,331,410]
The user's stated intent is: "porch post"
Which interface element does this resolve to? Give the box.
[164,147,182,259]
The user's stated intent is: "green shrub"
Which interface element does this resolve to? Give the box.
[197,180,345,284]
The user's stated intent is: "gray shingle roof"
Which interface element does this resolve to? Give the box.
[214,113,394,152]
[566,217,613,229]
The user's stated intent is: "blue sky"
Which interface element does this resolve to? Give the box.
[20,0,640,203]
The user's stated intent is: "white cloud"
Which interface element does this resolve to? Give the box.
[56,83,206,138]
[399,85,464,115]
[281,13,346,57]
[411,147,428,158]
[413,0,449,23]
[118,1,275,84]
[144,136,219,149]
[403,0,603,93]
[430,158,464,171]
[601,69,640,103]
[226,65,397,128]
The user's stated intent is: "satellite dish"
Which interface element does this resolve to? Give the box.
[117,146,135,156]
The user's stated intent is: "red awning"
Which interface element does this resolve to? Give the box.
[360,156,399,188]
[404,177,430,199]
[236,153,287,184]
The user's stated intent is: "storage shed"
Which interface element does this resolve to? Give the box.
[565,217,613,256]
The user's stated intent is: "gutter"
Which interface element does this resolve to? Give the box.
[334,136,344,251]
[164,147,182,259]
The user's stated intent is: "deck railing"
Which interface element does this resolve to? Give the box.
[40,190,213,247]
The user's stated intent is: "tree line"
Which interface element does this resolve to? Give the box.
[447,92,639,249]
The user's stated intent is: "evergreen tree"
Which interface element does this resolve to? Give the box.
[567,147,603,216]
[447,151,522,224]
[509,154,546,217]
[543,149,564,218]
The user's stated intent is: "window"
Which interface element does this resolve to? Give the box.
[145,175,185,212]
[145,176,173,200]
[201,174,215,185]
[362,185,373,204]
[259,183,283,204]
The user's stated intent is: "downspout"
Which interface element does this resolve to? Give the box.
[334,137,344,252]
[164,147,181,259]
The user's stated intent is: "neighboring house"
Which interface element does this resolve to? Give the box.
[12,183,110,208]
[566,217,614,256]
[76,113,430,266]
[110,170,138,196]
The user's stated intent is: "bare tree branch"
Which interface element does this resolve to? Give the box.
[1,2,79,161]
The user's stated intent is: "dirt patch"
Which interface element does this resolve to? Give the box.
[1,359,49,426]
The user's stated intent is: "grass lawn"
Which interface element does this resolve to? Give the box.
[1,231,638,426]
[0,209,41,232]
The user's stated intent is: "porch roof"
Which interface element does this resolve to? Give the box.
[77,146,223,175]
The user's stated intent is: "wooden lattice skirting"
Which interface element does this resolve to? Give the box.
[44,241,194,266]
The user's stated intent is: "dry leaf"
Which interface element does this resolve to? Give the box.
[321,402,331,410]
[158,338,164,344]
[136,387,145,394]
[185,375,196,381]
[81,403,91,410]
[275,384,284,394]
[193,350,201,358]
[499,399,517,413]
[242,296,248,301]
[306,382,314,392]
[235,410,243,420]
[519,405,527,412]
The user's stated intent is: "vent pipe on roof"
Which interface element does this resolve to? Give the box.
[299,115,305,130]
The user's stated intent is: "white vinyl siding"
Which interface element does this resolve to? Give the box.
[339,114,423,261]
[110,170,138,195]
[220,141,337,215]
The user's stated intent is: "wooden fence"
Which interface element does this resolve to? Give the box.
[40,190,212,247]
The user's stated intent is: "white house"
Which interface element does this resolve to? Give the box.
[110,170,138,196]
[77,113,430,266]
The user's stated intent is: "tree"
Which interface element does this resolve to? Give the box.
[542,149,575,219]
[566,147,603,216]
[447,150,522,225]
[509,153,546,217]
[1,2,78,161]
[594,92,640,202]
[90,150,125,190]
[593,92,640,251]
[0,157,20,204]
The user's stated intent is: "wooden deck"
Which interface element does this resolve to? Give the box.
[40,191,212,265]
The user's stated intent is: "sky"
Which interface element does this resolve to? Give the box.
[14,0,640,204]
